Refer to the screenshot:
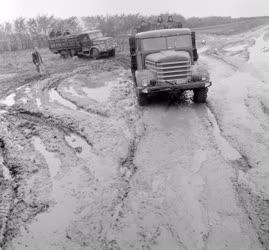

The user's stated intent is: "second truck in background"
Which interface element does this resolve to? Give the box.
[48,30,116,59]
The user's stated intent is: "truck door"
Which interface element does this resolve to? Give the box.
[78,34,92,52]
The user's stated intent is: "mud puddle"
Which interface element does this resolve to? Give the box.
[33,137,61,178]
[0,93,15,106]
[64,86,82,97]
[65,134,92,160]
[82,82,113,102]
[248,33,269,65]
[65,133,115,180]
[49,89,77,110]
[206,107,241,161]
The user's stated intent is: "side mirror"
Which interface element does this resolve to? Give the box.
[191,32,198,62]
[193,48,199,62]
[191,31,196,48]
[129,36,137,73]
[129,36,136,54]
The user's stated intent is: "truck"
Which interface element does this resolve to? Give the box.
[129,28,212,105]
[48,30,116,59]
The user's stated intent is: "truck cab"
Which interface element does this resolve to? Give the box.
[129,28,211,105]
[77,30,116,58]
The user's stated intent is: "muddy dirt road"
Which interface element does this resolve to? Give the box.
[0,26,269,250]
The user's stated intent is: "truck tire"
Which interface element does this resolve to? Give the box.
[109,49,116,57]
[60,51,67,58]
[60,50,71,59]
[91,48,99,59]
[69,50,75,57]
[137,91,147,106]
[193,87,208,103]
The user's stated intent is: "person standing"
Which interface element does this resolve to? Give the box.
[32,47,43,76]
[156,16,165,30]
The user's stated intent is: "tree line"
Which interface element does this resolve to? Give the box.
[0,14,268,52]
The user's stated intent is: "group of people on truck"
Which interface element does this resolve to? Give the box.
[136,15,182,33]
[49,30,71,38]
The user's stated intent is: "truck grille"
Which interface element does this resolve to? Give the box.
[145,60,191,83]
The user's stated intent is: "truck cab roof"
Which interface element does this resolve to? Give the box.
[79,30,101,35]
[135,28,191,39]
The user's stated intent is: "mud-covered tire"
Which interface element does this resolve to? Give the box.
[137,91,147,106]
[109,49,116,57]
[69,50,75,57]
[193,87,208,103]
[91,48,99,59]
[60,50,69,59]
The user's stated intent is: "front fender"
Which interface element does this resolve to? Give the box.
[192,62,210,79]
[91,45,106,53]
[135,70,156,87]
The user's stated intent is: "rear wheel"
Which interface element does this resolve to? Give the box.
[109,49,116,57]
[69,50,75,57]
[137,91,147,106]
[91,48,99,59]
[193,87,208,103]
[60,50,68,59]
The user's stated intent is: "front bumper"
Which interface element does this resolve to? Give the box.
[138,81,212,94]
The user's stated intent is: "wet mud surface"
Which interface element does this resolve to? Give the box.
[0,26,269,249]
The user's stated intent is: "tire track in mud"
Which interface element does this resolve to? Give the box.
[42,71,111,118]
[205,104,254,171]
[111,119,147,229]
[54,87,110,118]
[0,60,141,248]
[0,128,50,248]
[10,109,93,147]
[204,53,269,249]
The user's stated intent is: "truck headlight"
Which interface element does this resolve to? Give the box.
[142,79,148,87]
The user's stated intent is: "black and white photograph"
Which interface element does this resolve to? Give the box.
[0,0,269,249]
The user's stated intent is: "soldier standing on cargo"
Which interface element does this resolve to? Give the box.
[166,16,174,29]
[32,47,43,76]
[157,16,165,30]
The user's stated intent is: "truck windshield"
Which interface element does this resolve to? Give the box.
[89,32,103,40]
[141,35,191,51]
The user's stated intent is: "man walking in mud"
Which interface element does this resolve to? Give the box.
[32,47,44,76]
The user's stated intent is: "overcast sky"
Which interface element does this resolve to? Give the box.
[1,0,269,23]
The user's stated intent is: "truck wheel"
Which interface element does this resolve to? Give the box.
[60,51,66,58]
[91,48,99,59]
[137,91,147,106]
[69,50,75,57]
[193,87,208,103]
[60,50,69,59]
[109,49,116,57]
